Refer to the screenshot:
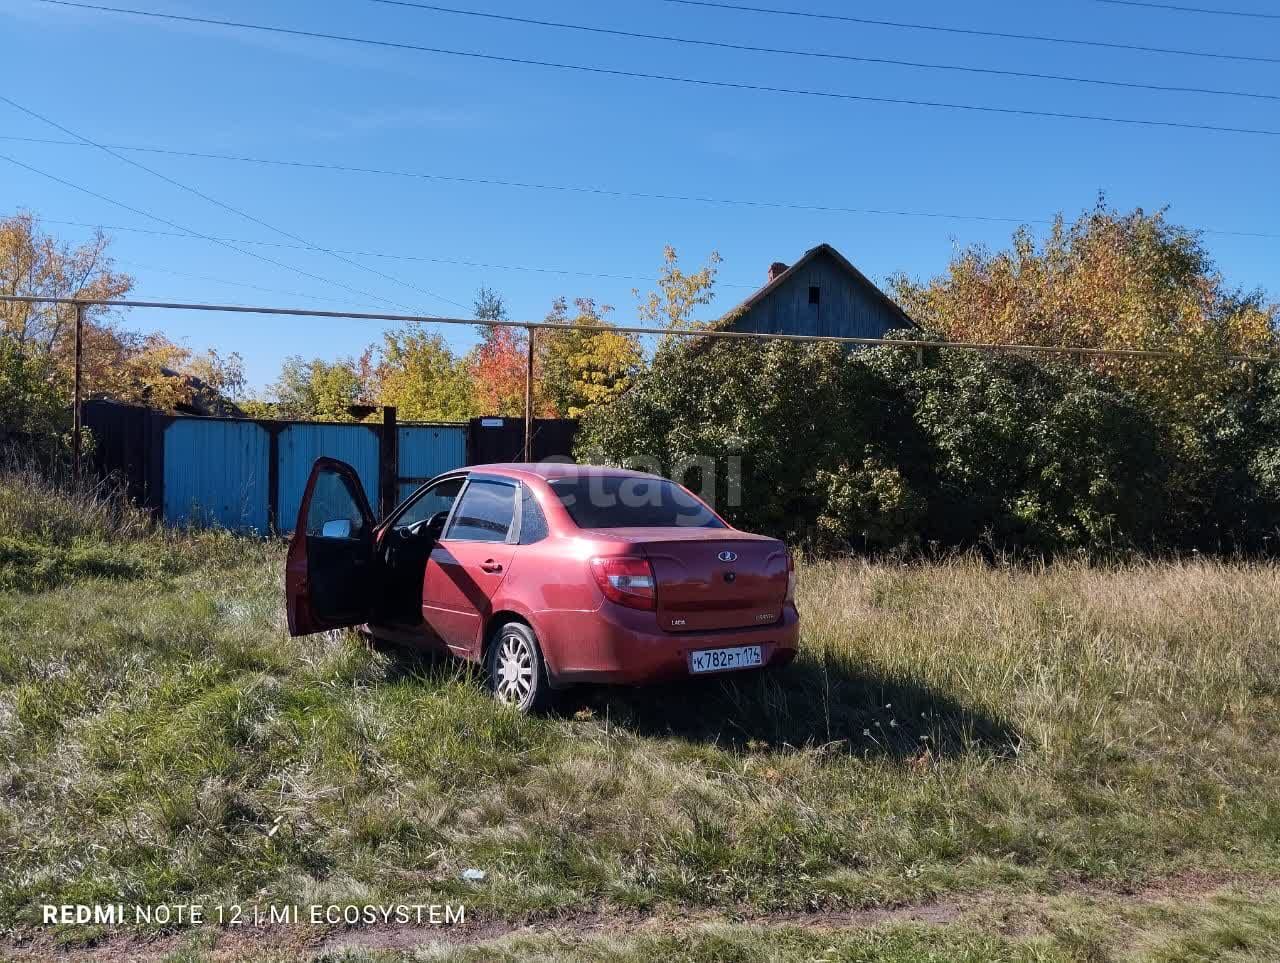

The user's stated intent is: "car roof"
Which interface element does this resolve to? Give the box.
[471,463,663,482]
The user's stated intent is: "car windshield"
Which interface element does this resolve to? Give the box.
[392,477,464,531]
[547,475,725,529]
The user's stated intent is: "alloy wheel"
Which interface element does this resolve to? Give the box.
[494,630,535,706]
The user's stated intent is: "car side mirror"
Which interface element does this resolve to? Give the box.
[320,518,353,539]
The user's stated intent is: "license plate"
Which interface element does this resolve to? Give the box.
[689,645,763,674]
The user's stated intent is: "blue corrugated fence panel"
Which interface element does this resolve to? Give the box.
[163,419,270,531]
[278,423,381,532]
[397,425,466,502]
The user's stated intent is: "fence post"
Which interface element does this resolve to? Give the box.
[72,301,85,483]
[380,405,398,517]
[524,326,534,462]
[266,423,281,534]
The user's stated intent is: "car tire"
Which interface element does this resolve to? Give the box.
[486,621,550,714]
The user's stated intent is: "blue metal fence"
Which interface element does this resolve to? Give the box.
[163,419,271,530]
[277,423,382,532]
[82,402,579,534]
[152,415,467,532]
[397,425,468,502]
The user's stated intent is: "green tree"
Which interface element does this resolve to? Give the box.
[0,334,68,464]
[365,326,474,422]
[268,356,367,421]
[578,337,921,548]
[635,245,722,334]
[858,344,1167,553]
[473,285,508,323]
[184,348,247,401]
[539,297,644,418]
[237,398,278,420]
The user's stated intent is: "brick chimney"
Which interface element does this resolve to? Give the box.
[767,261,789,283]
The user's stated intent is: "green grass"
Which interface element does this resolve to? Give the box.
[3,469,1280,959]
[0,463,211,592]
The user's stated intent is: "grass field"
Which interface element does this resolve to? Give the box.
[3,470,1280,961]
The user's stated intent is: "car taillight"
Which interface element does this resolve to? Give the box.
[590,556,657,610]
[785,552,797,603]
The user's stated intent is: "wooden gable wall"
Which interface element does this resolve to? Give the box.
[725,251,907,339]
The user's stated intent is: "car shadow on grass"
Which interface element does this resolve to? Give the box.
[366,634,1020,761]
[558,658,1022,761]
[366,635,474,685]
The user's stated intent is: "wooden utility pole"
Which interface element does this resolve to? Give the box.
[523,326,534,462]
[72,301,85,483]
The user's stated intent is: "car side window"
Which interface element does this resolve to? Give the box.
[392,477,464,531]
[518,486,549,544]
[445,479,517,543]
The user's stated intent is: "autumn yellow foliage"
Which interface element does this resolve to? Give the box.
[1,212,244,412]
[891,204,1278,418]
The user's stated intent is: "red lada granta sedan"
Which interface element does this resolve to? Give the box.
[286,459,800,712]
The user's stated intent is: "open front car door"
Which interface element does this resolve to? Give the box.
[285,457,378,636]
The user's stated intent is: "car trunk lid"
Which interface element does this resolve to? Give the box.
[586,529,788,633]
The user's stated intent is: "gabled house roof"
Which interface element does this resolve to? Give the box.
[716,242,916,331]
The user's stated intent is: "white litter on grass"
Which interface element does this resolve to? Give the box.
[460,868,486,883]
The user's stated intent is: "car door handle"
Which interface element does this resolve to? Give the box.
[479,559,503,573]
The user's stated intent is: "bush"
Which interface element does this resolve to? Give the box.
[1165,360,1280,554]
[861,345,1169,554]
[576,337,927,549]
[0,334,70,468]
[577,333,1268,557]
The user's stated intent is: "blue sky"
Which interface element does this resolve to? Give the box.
[2,0,1277,393]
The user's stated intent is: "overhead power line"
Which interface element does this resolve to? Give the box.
[112,258,376,308]
[0,152,419,309]
[1094,0,1280,19]
[35,0,1280,137]
[2,294,1272,363]
[27,214,760,290]
[8,136,1278,241]
[363,0,1279,102]
[0,135,1045,225]
[655,0,1280,65]
[0,95,465,311]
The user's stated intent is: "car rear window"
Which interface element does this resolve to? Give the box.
[547,475,725,529]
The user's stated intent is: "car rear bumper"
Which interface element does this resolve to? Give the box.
[538,602,800,686]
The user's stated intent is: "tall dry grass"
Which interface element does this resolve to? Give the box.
[0,460,155,545]
[799,556,1280,751]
